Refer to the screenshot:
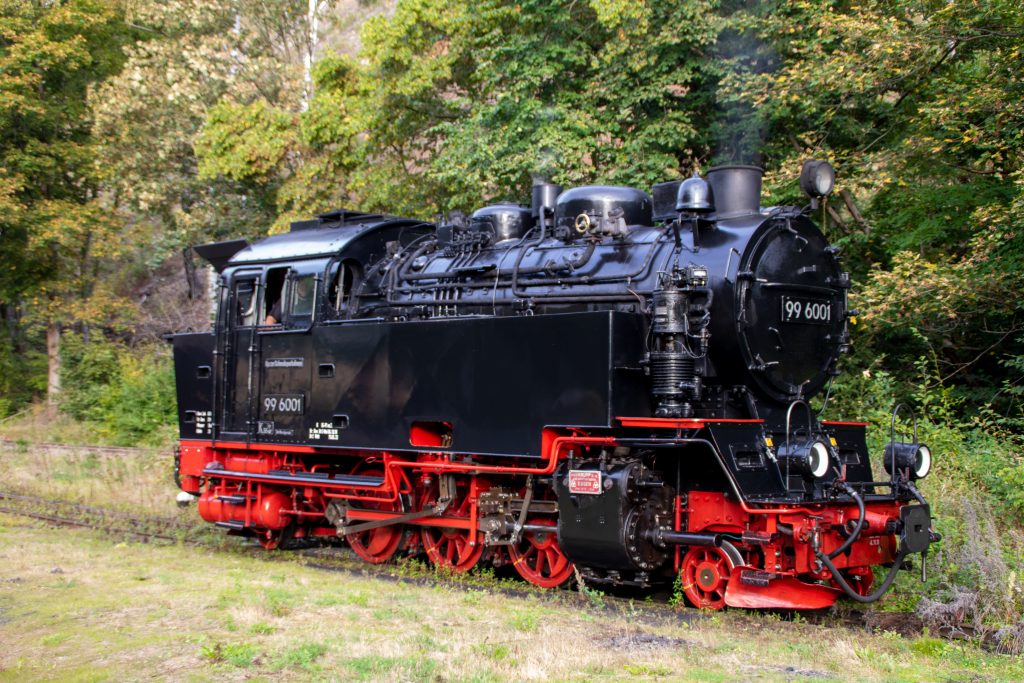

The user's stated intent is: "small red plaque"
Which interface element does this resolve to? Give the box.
[568,470,602,495]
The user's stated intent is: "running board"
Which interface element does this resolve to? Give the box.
[203,464,386,489]
[214,520,246,530]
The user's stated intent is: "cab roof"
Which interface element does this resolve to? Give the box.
[193,209,431,271]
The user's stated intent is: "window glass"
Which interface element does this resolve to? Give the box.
[264,267,288,324]
[325,261,361,318]
[289,274,316,317]
[234,279,257,327]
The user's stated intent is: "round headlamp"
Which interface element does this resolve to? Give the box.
[808,440,830,478]
[800,160,835,198]
[778,438,832,480]
[884,442,932,480]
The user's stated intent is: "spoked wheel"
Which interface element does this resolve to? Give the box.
[420,478,484,573]
[508,519,574,588]
[347,468,405,564]
[833,566,875,597]
[680,545,737,610]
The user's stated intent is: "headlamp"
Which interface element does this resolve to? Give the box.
[777,438,831,479]
[800,160,835,199]
[884,442,931,480]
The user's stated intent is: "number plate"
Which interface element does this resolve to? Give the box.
[263,394,304,415]
[781,296,832,325]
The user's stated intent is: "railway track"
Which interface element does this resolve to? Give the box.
[0,490,199,543]
[0,488,938,640]
[0,488,696,623]
[0,439,149,457]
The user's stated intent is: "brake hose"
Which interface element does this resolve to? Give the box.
[818,546,909,603]
[829,482,866,560]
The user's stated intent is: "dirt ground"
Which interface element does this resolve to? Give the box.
[1,515,1021,682]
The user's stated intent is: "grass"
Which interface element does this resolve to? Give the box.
[1,515,1023,682]
[0,403,169,448]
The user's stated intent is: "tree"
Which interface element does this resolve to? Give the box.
[717,0,1024,412]
[195,0,722,221]
[0,0,134,406]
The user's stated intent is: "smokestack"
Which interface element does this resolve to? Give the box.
[706,165,762,219]
[531,179,562,219]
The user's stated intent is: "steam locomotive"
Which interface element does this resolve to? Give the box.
[171,162,938,609]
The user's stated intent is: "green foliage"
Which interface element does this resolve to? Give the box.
[0,0,137,333]
[201,641,259,667]
[59,335,176,445]
[268,642,328,671]
[196,101,297,183]
[0,336,47,417]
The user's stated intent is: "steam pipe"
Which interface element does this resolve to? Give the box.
[386,227,668,302]
[647,529,723,547]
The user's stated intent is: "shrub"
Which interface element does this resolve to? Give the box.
[59,334,176,445]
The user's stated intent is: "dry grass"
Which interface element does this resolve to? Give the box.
[0,432,180,518]
[1,517,1022,682]
[0,404,124,447]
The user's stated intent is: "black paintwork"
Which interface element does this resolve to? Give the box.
[244,311,647,456]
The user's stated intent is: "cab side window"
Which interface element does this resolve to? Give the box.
[234,279,257,327]
[289,274,316,318]
[264,267,288,325]
[326,260,362,318]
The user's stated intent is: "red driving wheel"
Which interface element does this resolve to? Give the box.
[347,468,405,564]
[680,546,735,610]
[420,478,484,572]
[508,519,574,588]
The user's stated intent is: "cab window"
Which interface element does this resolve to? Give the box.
[326,260,362,318]
[289,274,317,318]
[264,267,288,325]
[234,278,258,327]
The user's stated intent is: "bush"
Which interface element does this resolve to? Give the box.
[0,335,47,417]
[823,349,1024,635]
[59,334,177,446]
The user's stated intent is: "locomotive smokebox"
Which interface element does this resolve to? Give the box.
[706,165,763,219]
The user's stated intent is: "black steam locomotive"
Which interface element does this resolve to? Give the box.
[171,162,937,609]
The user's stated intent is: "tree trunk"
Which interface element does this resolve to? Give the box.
[47,321,61,407]
[302,0,320,111]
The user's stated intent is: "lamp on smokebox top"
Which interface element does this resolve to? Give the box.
[776,438,831,479]
[800,160,836,201]
[884,442,932,481]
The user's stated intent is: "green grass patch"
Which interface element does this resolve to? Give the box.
[268,641,327,671]
[343,655,438,681]
[201,641,259,667]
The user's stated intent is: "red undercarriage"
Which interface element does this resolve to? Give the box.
[178,427,901,609]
